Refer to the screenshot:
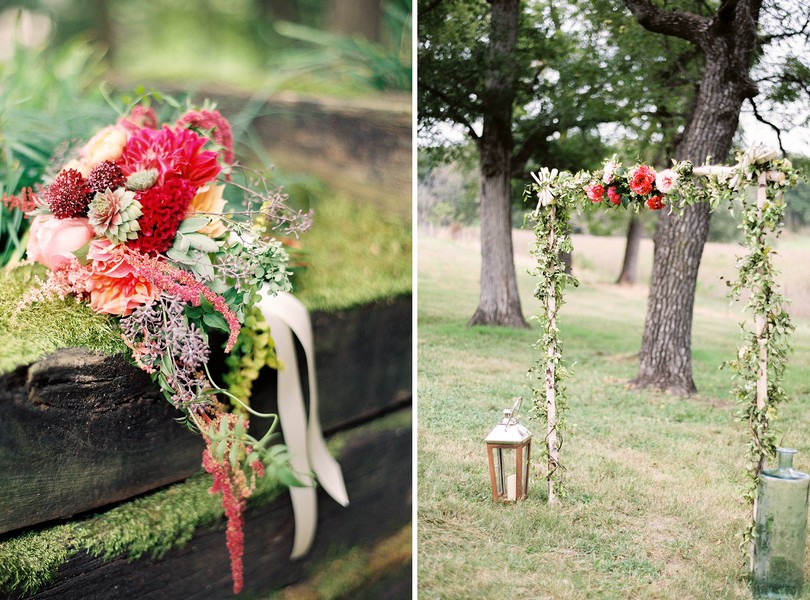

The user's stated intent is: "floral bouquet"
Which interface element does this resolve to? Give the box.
[583,158,694,211]
[3,99,313,594]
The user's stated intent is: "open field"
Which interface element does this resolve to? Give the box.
[417,230,810,599]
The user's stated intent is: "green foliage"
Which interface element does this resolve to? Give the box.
[0,39,112,266]
[526,174,579,498]
[722,153,802,547]
[273,0,412,92]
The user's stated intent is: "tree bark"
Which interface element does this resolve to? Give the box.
[616,216,642,286]
[468,0,527,328]
[627,0,761,394]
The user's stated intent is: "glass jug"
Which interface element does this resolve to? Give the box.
[752,448,810,597]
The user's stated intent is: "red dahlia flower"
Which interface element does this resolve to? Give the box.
[118,126,221,188]
[629,165,656,196]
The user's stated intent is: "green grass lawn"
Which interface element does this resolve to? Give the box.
[417,232,810,600]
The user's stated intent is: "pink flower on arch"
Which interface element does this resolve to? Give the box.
[585,183,605,203]
[607,186,622,205]
[646,195,665,211]
[655,168,679,194]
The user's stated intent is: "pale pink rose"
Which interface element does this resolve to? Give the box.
[26,214,94,270]
[602,160,617,184]
[85,239,158,315]
[80,125,129,170]
[655,169,679,194]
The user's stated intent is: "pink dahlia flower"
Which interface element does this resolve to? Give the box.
[118,126,221,188]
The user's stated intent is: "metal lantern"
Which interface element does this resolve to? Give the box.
[485,397,532,502]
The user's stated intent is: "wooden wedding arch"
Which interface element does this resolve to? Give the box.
[526,144,800,546]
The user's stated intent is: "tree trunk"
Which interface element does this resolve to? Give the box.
[468,0,527,328]
[628,0,761,394]
[616,216,642,286]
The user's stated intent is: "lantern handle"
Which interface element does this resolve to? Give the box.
[508,397,523,427]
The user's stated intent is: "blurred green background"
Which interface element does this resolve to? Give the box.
[0,0,411,94]
[0,0,413,266]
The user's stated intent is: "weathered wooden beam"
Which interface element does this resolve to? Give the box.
[0,297,411,536]
[10,411,411,600]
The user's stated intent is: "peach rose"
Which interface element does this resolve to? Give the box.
[80,125,129,170]
[26,215,94,270]
[186,184,227,238]
[85,239,158,315]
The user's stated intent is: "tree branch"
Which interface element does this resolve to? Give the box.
[420,81,481,141]
[747,98,786,155]
[623,0,711,45]
[511,124,555,176]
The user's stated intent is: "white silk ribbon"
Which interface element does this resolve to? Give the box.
[258,291,350,559]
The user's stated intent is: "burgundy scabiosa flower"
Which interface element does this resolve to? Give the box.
[87,160,126,195]
[46,169,92,218]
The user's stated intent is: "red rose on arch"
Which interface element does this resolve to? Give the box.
[646,195,665,210]
[607,186,621,205]
[629,165,656,196]
[585,183,605,203]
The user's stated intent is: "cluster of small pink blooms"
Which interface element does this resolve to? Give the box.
[118,105,159,132]
[14,259,89,317]
[124,248,241,351]
[202,413,259,595]
[2,187,40,215]
[177,109,235,166]
[45,168,92,218]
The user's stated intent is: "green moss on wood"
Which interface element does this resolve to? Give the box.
[293,195,411,312]
[0,471,284,596]
[0,265,129,374]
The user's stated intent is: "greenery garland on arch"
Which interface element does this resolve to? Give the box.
[525,144,800,536]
